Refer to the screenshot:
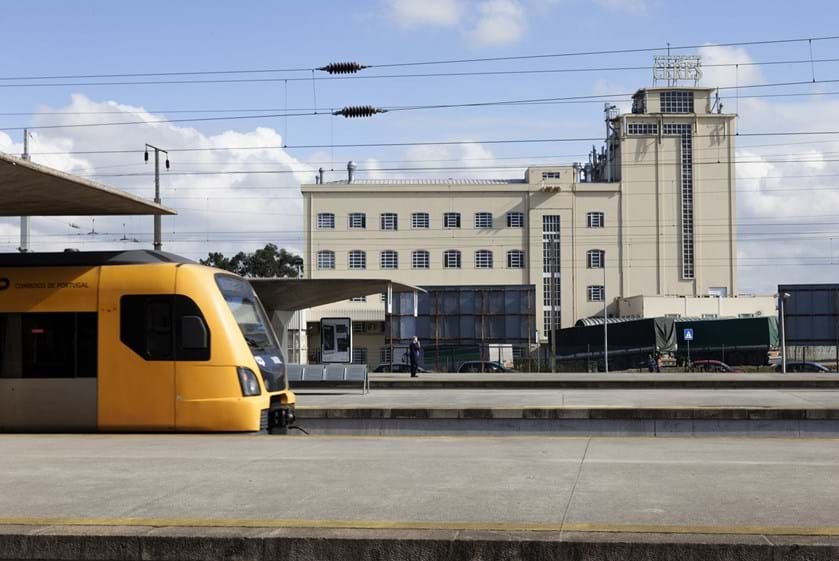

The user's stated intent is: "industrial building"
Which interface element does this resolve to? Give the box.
[302,85,774,368]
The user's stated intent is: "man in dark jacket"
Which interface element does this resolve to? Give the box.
[409,336,421,378]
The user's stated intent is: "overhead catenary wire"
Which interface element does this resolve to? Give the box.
[1,34,837,82]
[6,76,839,131]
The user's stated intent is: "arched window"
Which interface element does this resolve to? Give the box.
[587,249,605,269]
[317,213,335,229]
[475,249,493,269]
[317,250,335,270]
[443,250,461,269]
[474,212,493,228]
[507,250,525,269]
[380,250,399,269]
[412,250,430,269]
[348,250,366,270]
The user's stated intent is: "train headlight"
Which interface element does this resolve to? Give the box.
[237,367,262,397]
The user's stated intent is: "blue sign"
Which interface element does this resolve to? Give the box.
[683,328,694,341]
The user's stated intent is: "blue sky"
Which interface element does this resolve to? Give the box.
[1,0,838,293]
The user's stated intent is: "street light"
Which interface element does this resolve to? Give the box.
[780,292,791,373]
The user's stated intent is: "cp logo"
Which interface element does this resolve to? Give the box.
[0,278,9,291]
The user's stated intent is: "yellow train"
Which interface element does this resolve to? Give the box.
[0,250,295,432]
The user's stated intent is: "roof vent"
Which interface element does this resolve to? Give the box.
[347,161,357,183]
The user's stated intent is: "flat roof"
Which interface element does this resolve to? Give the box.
[0,152,176,216]
[251,278,425,312]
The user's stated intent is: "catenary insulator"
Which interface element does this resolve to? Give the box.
[332,106,388,118]
[318,62,369,75]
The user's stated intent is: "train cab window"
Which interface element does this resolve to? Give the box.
[121,295,210,361]
[0,312,97,378]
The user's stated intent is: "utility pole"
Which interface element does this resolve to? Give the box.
[144,144,169,251]
[603,252,609,373]
[19,130,31,252]
[780,292,791,374]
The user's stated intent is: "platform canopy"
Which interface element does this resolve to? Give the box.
[0,152,175,216]
[251,278,425,312]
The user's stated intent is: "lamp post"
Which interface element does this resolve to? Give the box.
[780,292,791,373]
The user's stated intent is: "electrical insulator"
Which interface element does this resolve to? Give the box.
[332,106,388,118]
[318,62,368,75]
[165,158,170,169]
[144,150,149,162]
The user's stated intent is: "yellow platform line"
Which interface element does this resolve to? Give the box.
[1,517,838,537]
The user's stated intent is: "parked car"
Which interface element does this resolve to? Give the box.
[775,361,834,373]
[372,363,432,374]
[457,361,516,373]
[687,360,744,373]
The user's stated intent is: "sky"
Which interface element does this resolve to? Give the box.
[0,0,838,294]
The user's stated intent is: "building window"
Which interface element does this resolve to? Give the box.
[444,250,461,269]
[587,212,604,228]
[660,90,694,114]
[507,212,524,228]
[411,212,429,229]
[663,122,695,279]
[352,322,364,333]
[350,296,367,303]
[475,250,493,269]
[738,313,755,318]
[380,250,399,270]
[316,250,335,270]
[412,250,430,269]
[352,347,368,364]
[443,212,461,229]
[542,171,561,180]
[380,293,387,303]
[380,347,392,364]
[702,313,719,319]
[317,213,335,229]
[380,213,398,231]
[586,249,604,269]
[348,213,366,229]
[474,212,493,229]
[507,250,525,269]
[627,122,659,135]
[348,250,366,270]
[587,285,604,302]
[544,310,558,333]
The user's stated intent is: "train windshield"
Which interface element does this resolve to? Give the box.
[215,274,280,351]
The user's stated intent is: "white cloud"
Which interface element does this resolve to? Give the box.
[467,0,527,47]
[0,95,311,260]
[698,45,763,89]
[386,0,464,27]
[384,0,527,46]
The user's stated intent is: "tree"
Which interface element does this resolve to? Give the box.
[199,244,304,278]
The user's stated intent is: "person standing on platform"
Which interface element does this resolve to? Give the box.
[409,336,421,378]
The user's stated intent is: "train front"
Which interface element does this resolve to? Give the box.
[214,273,296,433]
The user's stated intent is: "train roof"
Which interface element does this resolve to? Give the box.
[0,250,195,267]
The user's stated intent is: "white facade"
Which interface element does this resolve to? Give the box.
[301,86,740,361]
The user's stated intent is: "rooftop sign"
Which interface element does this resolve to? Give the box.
[653,55,702,86]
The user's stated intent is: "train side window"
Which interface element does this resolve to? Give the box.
[0,312,97,378]
[121,295,210,361]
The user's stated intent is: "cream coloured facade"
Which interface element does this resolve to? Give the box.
[301,86,739,359]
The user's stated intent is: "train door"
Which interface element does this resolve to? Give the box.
[98,265,177,430]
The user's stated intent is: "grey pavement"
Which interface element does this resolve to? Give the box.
[1,435,838,533]
[295,388,839,409]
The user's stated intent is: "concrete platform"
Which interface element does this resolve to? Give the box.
[0,435,838,560]
[365,371,839,389]
[294,388,839,436]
